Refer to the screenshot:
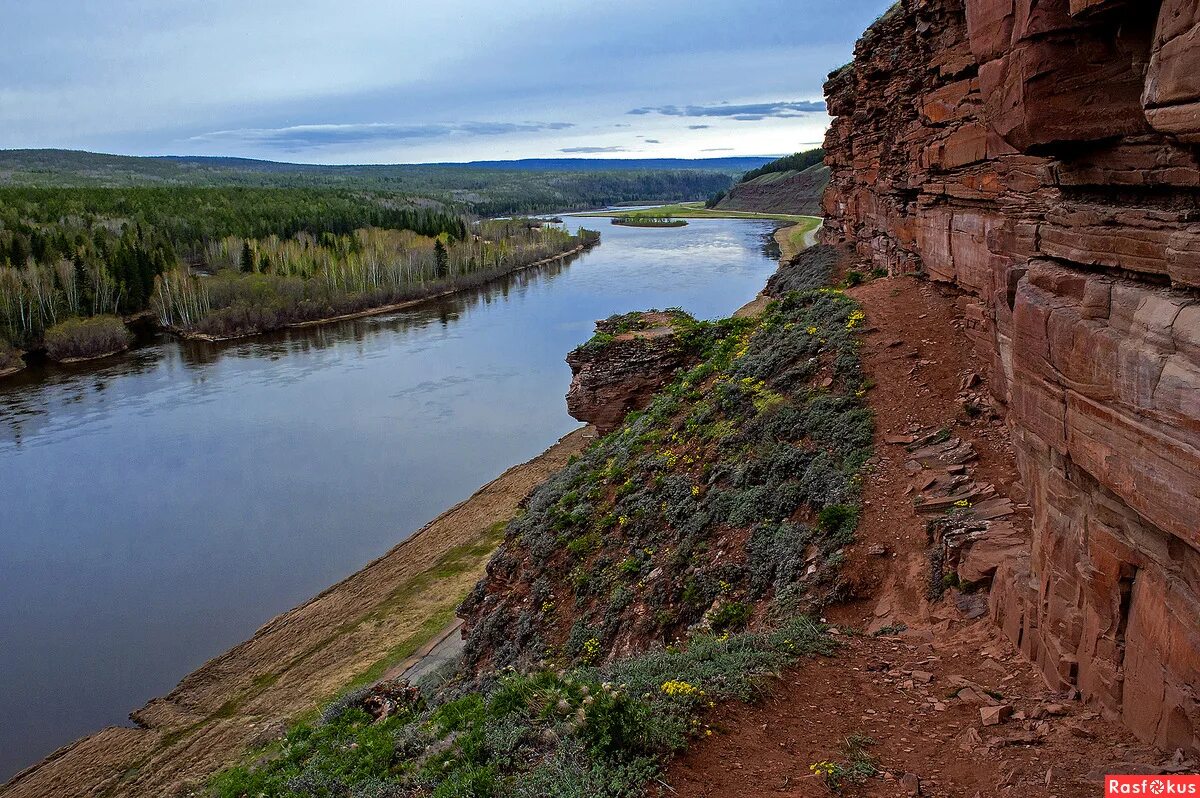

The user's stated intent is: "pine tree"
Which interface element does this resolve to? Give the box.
[241,241,253,273]
[434,239,449,279]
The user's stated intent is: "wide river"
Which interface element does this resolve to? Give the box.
[0,217,782,779]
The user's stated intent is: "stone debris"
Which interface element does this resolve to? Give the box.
[980,704,1013,726]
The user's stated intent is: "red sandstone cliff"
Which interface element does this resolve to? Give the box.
[822,0,1200,753]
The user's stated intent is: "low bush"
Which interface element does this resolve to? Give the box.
[42,315,132,361]
[210,619,832,798]
[0,340,22,373]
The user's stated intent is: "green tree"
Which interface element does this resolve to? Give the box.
[241,241,253,273]
[434,239,449,279]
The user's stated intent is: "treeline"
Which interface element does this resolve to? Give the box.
[738,148,825,183]
[0,186,466,259]
[153,221,598,339]
[612,215,687,227]
[467,171,733,216]
[0,187,470,357]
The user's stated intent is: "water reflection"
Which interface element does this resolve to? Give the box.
[0,217,782,780]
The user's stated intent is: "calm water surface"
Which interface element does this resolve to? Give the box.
[0,218,780,779]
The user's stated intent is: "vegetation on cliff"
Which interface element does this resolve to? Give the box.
[208,245,871,797]
[713,149,830,217]
[461,265,870,671]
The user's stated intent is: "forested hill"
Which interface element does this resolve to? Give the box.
[0,150,770,183]
[712,148,829,216]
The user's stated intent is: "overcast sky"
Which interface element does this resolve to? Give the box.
[2,1,891,164]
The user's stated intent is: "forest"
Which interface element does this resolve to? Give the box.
[152,220,598,339]
[0,149,746,367]
[737,148,825,183]
[0,150,741,217]
[0,187,604,361]
[0,187,473,359]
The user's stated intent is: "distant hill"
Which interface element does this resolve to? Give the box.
[0,149,773,189]
[430,157,777,173]
[712,149,828,216]
[0,149,776,216]
[735,149,824,184]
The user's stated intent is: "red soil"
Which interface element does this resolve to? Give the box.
[659,276,1176,797]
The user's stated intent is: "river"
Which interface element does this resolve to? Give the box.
[0,216,782,780]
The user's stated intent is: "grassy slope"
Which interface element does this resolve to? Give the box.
[209,245,872,798]
[716,163,830,217]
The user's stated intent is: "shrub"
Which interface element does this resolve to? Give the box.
[709,601,751,632]
[0,341,22,373]
[43,315,132,361]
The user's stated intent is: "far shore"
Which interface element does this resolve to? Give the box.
[167,241,594,343]
[575,200,822,225]
[0,240,595,379]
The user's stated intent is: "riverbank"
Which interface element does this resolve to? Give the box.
[774,216,822,262]
[168,240,596,343]
[577,201,821,225]
[0,240,596,378]
[2,427,592,798]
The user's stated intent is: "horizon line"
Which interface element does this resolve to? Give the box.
[0,146,824,169]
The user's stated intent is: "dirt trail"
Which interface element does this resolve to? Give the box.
[662,276,1174,797]
[3,427,591,798]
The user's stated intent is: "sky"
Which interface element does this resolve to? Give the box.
[1,0,893,164]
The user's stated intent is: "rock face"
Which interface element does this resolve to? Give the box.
[822,0,1200,753]
[565,312,693,434]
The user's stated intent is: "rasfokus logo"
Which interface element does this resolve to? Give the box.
[1106,775,1200,796]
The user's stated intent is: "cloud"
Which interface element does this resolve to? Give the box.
[701,147,734,152]
[644,138,661,143]
[688,124,711,129]
[188,120,575,150]
[559,145,629,153]
[628,100,826,121]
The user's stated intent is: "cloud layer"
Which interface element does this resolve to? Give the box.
[191,121,574,151]
[1,0,891,162]
[628,100,827,121]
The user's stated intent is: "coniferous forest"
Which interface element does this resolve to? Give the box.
[0,153,735,363]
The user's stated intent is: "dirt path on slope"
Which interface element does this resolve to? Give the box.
[661,276,1170,797]
[3,427,592,798]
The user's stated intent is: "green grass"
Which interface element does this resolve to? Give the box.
[209,618,833,798]
[577,201,820,224]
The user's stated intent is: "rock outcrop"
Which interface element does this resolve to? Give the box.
[822,0,1200,752]
[565,311,695,434]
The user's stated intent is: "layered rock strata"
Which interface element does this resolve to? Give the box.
[565,311,694,434]
[821,0,1200,751]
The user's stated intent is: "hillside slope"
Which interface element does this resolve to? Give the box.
[715,163,829,216]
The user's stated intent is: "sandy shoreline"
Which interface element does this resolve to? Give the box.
[2,426,593,798]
